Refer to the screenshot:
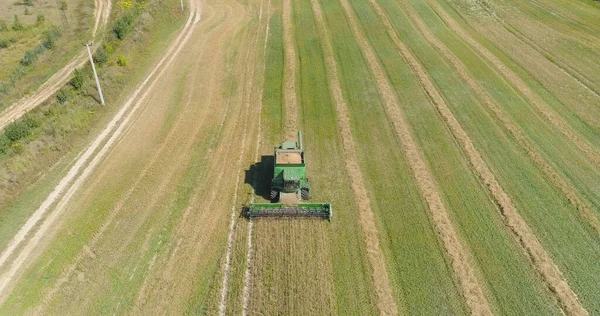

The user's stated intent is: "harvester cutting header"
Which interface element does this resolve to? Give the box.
[246,131,332,220]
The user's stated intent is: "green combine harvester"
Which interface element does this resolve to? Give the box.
[246,131,332,220]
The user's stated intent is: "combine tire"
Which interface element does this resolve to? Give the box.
[301,188,310,200]
[270,189,280,201]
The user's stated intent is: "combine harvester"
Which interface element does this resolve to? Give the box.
[246,131,332,220]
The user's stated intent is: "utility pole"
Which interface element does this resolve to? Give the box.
[85,42,105,105]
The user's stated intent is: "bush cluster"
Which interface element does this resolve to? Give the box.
[21,49,38,66]
[117,55,128,66]
[93,46,110,65]
[19,27,61,66]
[36,14,45,26]
[0,117,39,154]
[56,88,71,103]
[70,69,86,90]
[20,44,44,66]
[43,27,61,49]
[113,10,139,40]
[7,117,37,140]
[12,15,24,31]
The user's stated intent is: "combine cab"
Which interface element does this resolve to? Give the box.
[246,131,332,220]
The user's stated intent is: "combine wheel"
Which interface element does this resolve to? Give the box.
[301,188,310,200]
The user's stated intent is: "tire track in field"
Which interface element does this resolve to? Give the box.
[241,220,254,316]
[242,1,271,314]
[389,1,600,236]
[92,0,112,37]
[282,0,298,140]
[337,0,493,314]
[375,1,588,314]
[424,0,600,168]
[214,46,256,316]
[91,0,103,36]
[0,3,201,302]
[100,0,112,35]
[215,2,267,313]
[311,0,397,314]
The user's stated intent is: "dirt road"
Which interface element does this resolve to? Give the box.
[0,0,201,305]
[0,0,112,131]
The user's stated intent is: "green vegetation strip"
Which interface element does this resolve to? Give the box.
[295,0,387,313]
[402,0,600,312]
[436,0,600,154]
[317,0,469,313]
[431,0,600,215]
[347,0,564,313]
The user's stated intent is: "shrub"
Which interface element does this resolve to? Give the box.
[70,68,86,90]
[22,0,32,6]
[23,116,39,129]
[0,20,7,32]
[5,120,31,142]
[12,15,24,31]
[43,34,54,49]
[3,117,39,150]
[113,11,137,40]
[93,46,109,65]
[117,0,133,9]
[0,38,8,48]
[104,44,114,54]
[59,0,67,11]
[117,55,128,66]
[20,49,37,66]
[43,27,60,49]
[0,134,9,154]
[56,88,71,103]
[36,14,45,26]
[24,7,30,15]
